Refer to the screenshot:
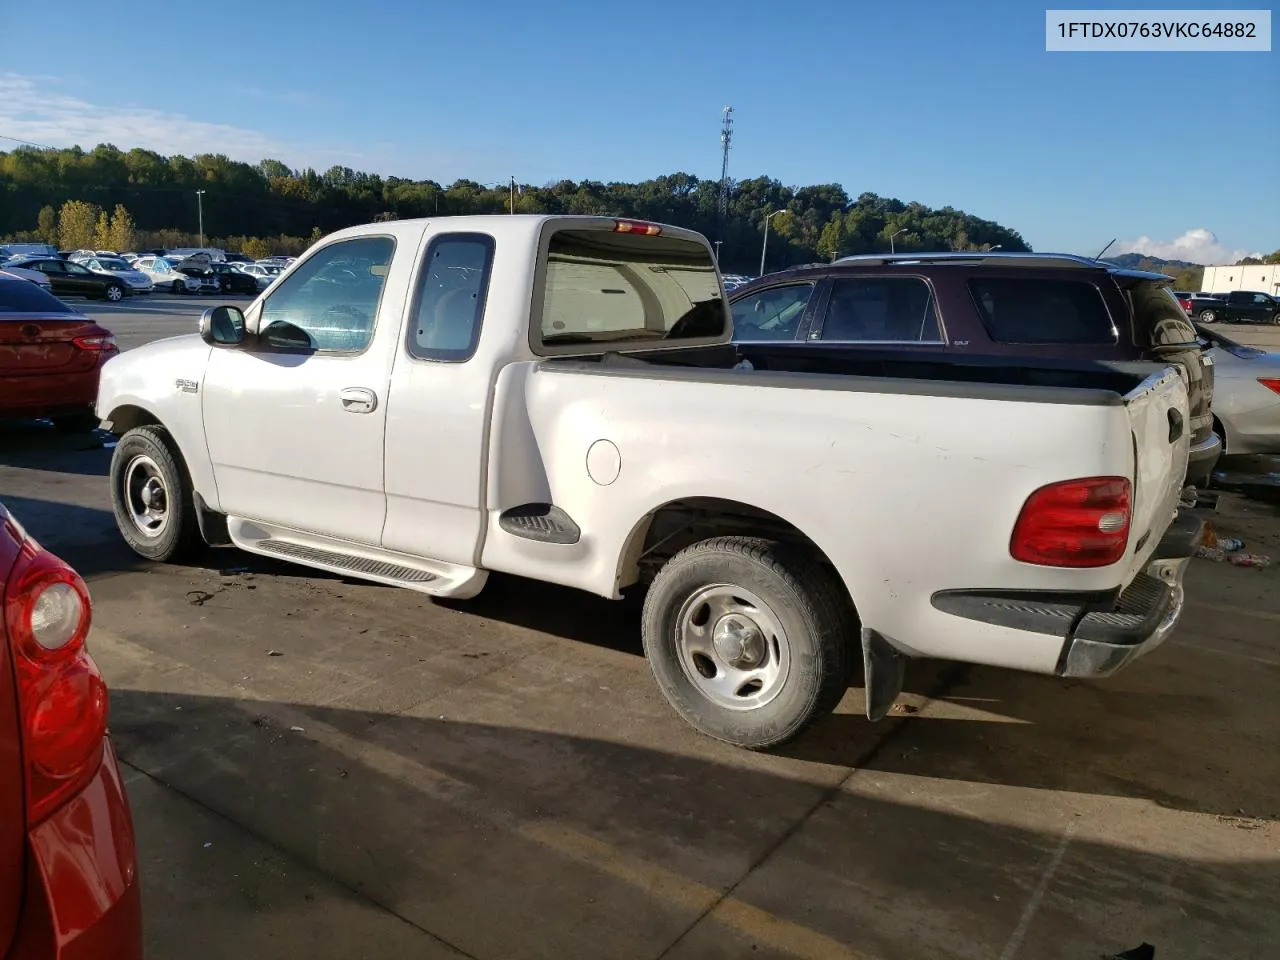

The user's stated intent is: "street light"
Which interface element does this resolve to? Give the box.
[760,208,786,276]
[195,189,207,247]
[713,240,723,264]
[988,244,1003,252]
[889,228,906,255]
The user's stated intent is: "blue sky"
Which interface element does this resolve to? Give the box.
[1,0,1276,260]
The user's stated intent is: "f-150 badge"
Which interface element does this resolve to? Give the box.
[175,379,199,394]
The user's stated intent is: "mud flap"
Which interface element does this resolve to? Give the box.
[194,492,231,546]
[861,627,905,721]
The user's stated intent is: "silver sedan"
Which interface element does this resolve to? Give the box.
[1199,324,1280,455]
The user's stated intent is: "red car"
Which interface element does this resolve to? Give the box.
[1,503,142,959]
[0,276,117,433]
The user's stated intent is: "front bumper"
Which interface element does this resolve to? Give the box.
[932,513,1204,680]
[1185,430,1223,487]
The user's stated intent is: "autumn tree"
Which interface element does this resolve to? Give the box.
[36,205,57,244]
[57,200,100,250]
[93,210,112,249]
[108,204,136,252]
[241,236,270,260]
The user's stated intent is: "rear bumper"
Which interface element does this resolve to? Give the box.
[931,514,1204,680]
[9,739,143,960]
[1185,430,1222,487]
[0,366,105,418]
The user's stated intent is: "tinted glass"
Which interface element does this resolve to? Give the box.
[1128,281,1198,347]
[258,236,395,352]
[731,283,814,341]
[409,234,494,362]
[822,276,940,342]
[969,277,1115,345]
[0,278,75,313]
[65,262,91,275]
[538,228,725,348]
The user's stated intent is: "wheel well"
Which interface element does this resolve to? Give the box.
[1213,414,1229,454]
[620,497,846,591]
[104,404,161,435]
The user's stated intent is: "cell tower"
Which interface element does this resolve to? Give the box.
[718,105,733,221]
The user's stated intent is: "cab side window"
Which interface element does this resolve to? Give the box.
[730,283,814,341]
[258,236,395,353]
[408,233,495,362]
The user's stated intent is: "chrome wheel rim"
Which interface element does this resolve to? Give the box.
[675,584,790,711]
[106,285,122,301]
[1201,310,1215,322]
[123,454,169,538]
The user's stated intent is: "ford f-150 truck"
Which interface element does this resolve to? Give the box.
[96,216,1200,749]
[1193,290,1280,325]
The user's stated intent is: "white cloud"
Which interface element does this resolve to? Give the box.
[1114,228,1261,266]
[0,73,364,169]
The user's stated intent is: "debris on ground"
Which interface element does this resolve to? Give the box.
[220,566,251,575]
[289,726,304,733]
[185,590,215,606]
[1102,944,1155,960]
[267,649,284,657]
[1195,545,1271,568]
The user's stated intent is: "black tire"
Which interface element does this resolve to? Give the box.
[104,283,125,302]
[51,412,100,434]
[1199,309,1216,323]
[172,280,185,295]
[641,536,856,750]
[109,425,203,562]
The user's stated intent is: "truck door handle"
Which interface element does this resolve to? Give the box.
[338,387,377,414]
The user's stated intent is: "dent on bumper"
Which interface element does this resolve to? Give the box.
[931,514,1205,681]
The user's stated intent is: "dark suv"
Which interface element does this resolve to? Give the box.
[730,252,1221,487]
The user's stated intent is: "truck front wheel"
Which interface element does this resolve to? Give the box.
[642,536,855,750]
[109,424,203,562]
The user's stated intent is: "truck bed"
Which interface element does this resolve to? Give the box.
[546,342,1167,405]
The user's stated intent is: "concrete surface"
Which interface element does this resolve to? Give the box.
[0,305,1277,959]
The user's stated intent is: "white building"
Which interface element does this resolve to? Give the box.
[1199,263,1280,296]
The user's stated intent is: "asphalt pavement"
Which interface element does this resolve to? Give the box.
[1,299,1278,959]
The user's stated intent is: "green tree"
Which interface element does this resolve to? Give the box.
[1236,256,1262,265]
[1174,266,1204,290]
[36,205,57,244]
[108,204,136,252]
[1261,249,1280,265]
[57,200,100,250]
[241,237,271,260]
[93,209,113,249]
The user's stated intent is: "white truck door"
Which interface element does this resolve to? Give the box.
[380,231,497,565]
[201,234,407,546]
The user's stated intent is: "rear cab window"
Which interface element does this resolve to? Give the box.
[967,277,1116,345]
[533,222,727,353]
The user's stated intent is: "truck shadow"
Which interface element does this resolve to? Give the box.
[109,687,1280,960]
[0,420,114,476]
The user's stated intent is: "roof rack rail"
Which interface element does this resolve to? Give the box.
[834,251,1109,269]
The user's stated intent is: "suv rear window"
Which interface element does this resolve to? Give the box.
[536,227,726,351]
[968,277,1115,345]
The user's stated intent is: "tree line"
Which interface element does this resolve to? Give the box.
[1,143,1031,270]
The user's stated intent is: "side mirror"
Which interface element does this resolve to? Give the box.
[259,320,315,352]
[199,305,246,346]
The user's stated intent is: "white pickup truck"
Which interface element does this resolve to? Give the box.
[97,215,1202,749]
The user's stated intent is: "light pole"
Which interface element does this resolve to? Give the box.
[987,244,1003,252]
[195,190,206,247]
[889,228,906,255]
[509,176,516,215]
[760,208,785,277]
[714,240,723,264]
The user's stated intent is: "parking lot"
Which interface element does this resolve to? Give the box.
[2,293,1279,959]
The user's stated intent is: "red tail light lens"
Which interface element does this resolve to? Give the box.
[613,219,662,236]
[1010,477,1131,568]
[1259,378,1280,396]
[72,335,117,352]
[5,541,106,825]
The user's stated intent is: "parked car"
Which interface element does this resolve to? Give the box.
[238,262,281,290]
[0,265,52,290]
[728,251,1221,489]
[97,215,1201,749]
[0,500,143,959]
[1195,323,1280,455]
[132,256,202,294]
[207,261,260,295]
[0,242,58,259]
[0,275,118,431]
[76,256,155,295]
[168,255,223,295]
[1193,290,1280,325]
[1171,290,1194,313]
[4,257,129,302]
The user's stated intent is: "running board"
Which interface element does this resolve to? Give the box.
[226,518,488,599]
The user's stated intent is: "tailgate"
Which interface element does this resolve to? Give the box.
[1124,366,1191,575]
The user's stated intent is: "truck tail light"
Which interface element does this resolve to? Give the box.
[1259,378,1280,396]
[72,335,117,352]
[1010,477,1131,568]
[613,219,662,236]
[5,538,106,825]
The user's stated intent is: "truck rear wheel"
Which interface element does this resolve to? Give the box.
[642,536,855,749]
[109,425,203,562]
